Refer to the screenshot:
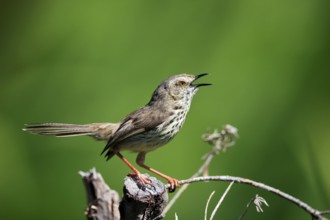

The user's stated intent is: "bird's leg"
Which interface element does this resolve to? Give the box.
[115,152,151,185]
[136,152,179,192]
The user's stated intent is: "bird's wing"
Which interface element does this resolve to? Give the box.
[101,106,168,156]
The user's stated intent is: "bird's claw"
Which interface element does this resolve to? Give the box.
[129,173,152,185]
[168,178,180,192]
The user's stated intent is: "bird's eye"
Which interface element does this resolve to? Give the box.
[176,81,186,86]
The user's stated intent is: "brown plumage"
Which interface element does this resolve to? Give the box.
[23,73,211,191]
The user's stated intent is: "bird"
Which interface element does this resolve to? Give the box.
[23,73,211,191]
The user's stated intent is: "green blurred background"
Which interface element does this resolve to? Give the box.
[1,0,329,219]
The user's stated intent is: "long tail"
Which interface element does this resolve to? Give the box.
[23,123,119,141]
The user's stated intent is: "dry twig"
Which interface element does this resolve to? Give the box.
[177,176,328,220]
[162,125,238,215]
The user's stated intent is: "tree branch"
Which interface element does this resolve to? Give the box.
[172,176,328,220]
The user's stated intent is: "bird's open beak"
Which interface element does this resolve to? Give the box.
[192,73,212,88]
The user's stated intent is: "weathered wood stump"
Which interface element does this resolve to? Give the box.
[80,169,168,220]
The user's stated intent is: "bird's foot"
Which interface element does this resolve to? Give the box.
[129,173,152,186]
[167,178,180,192]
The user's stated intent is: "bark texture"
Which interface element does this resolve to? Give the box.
[80,170,168,220]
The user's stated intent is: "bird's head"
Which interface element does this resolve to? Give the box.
[149,73,211,106]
